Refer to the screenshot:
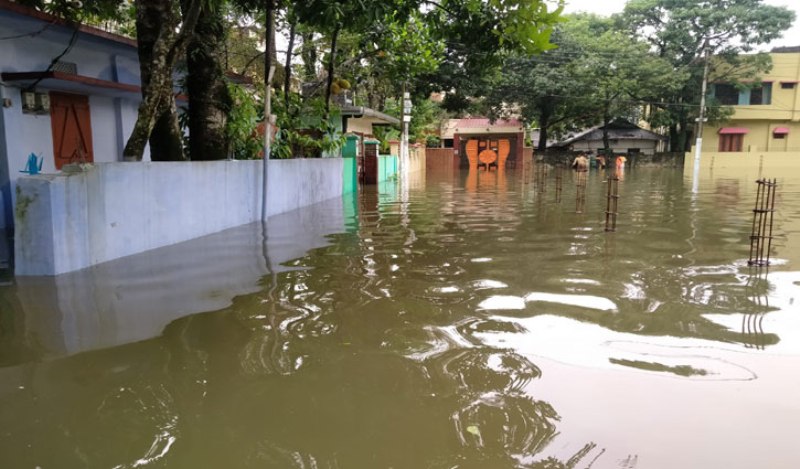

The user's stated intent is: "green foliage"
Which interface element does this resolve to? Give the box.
[383,96,445,143]
[484,23,587,136]
[373,12,443,83]
[224,14,267,82]
[15,0,137,37]
[271,91,345,159]
[485,14,681,149]
[624,0,795,59]
[226,83,263,160]
[417,0,564,113]
[567,16,683,123]
[373,126,400,154]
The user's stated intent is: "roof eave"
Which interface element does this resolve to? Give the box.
[341,105,400,126]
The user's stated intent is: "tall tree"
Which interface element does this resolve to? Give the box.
[418,0,563,113]
[486,14,680,150]
[484,25,588,151]
[566,15,680,149]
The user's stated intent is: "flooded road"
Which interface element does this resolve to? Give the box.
[1,166,799,468]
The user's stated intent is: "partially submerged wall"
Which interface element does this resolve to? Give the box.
[15,159,345,275]
[409,145,426,174]
[377,155,398,183]
[426,148,457,174]
[12,196,348,357]
[683,151,800,181]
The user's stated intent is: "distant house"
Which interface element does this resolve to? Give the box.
[0,0,148,238]
[340,103,399,154]
[339,104,400,185]
[552,119,667,155]
[703,48,800,153]
[440,118,525,169]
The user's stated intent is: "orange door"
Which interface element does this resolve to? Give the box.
[50,92,94,170]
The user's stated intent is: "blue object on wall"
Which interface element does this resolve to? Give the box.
[20,153,43,175]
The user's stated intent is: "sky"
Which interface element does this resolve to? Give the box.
[555,0,800,50]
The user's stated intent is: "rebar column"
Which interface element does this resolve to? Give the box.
[536,162,548,194]
[604,175,619,232]
[575,171,587,213]
[554,163,563,203]
[748,178,777,266]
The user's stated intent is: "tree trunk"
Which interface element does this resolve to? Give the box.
[124,0,200,161]
[125,0,185,161]
[150,95,185,160]
[669,124,679,152]
[123,81,167,161]
[184,0,231,160]
[284,20,297,113]
[124,0,179,161]
[324,24,341,119]
[301,31,316,82]
[537,112,550,152]
[602,99,611,150]
[678,113,691,151]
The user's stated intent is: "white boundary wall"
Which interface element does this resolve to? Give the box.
[14,159,344,275]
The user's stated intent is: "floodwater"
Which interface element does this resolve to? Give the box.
[1,165,799,469]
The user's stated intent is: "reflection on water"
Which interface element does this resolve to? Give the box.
[1,167,800,468]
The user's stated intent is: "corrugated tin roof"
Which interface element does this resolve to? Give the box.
[554,119,667,146]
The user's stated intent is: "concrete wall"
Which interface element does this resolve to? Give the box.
[409,145,426,174]
[426,148,457,173]
[377,155,398,182]
[0,86,9,231]
[386,143,426,174]
[342,157,357,194]
[264,158,343,217]
[684,150,800,181]
[10,196,347,357]
[15,158,346,275]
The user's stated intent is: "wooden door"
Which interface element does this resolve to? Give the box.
[50,92,94,170]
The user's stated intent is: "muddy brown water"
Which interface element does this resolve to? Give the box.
[1,166,799,468]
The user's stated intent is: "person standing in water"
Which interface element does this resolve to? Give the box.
[596,154,607,169]
[572,153,589,172]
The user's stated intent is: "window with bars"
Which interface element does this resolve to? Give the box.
[719,134,744,152]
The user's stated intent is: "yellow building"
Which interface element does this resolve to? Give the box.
[704,48,800,153]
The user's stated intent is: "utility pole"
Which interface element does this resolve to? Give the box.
[262,4,275,221]
[692,42,710,194]
[401,88,412,177]
[262,66,276,220]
